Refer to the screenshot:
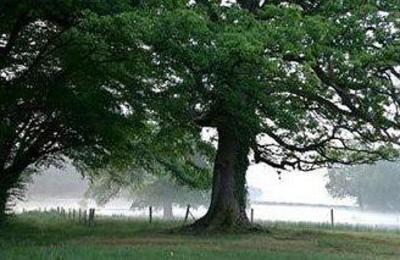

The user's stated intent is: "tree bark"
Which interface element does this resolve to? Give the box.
[163,201,173,220]
[0,164,28,222]
[190,126,252,231]
[0,185,8,223]
[0,170,15,222]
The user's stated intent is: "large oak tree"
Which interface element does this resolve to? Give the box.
[89,0,400,230]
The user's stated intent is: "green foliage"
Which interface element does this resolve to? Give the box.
[326,161,400,211]
[0,0,147,219]
[83,0,400,172]
[1,1,218,219]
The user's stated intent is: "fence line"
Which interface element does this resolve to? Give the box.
[14,205,400,230]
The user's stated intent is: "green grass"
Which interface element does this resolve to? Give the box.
[1,212,400,259]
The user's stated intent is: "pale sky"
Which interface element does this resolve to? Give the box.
[247,164,354,205]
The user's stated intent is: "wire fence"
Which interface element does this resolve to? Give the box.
[14,202,400,231]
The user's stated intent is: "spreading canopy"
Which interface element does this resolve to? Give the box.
[130,0,400,170]
[0,0,150,218]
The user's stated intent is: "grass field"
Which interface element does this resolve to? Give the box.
[1,212,400,259]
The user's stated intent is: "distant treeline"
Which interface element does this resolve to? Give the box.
[326,162,400,212]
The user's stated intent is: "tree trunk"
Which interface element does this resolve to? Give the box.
[0,186,8,223]
[163,201,173,220]
[0,166,26,222]
[358,194,364,210]
[191,126,252,231]
[0,153,33,223]
[0,171,14,223]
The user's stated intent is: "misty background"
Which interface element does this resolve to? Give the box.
[13,162,400,229]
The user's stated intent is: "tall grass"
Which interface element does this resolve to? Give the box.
[1,211,399,259]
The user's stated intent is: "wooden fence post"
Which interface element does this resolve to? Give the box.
[88,208,95,226]
[184,204,190,223]
[330,208,334,227]
[83,210,87,225]
[149,206,153,223]
[251,208,254,224]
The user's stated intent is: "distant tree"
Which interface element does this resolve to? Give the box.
[129,178,209,219]
[87,174,210,220]
[326,162,400,211]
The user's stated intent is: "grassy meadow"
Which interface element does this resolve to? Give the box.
[1,212,400,259]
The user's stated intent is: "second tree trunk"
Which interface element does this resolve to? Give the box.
[163,201,173,219]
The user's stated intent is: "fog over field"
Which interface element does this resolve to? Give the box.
[14,163,400,229]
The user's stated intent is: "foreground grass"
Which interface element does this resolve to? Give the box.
[1,213,400,259]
